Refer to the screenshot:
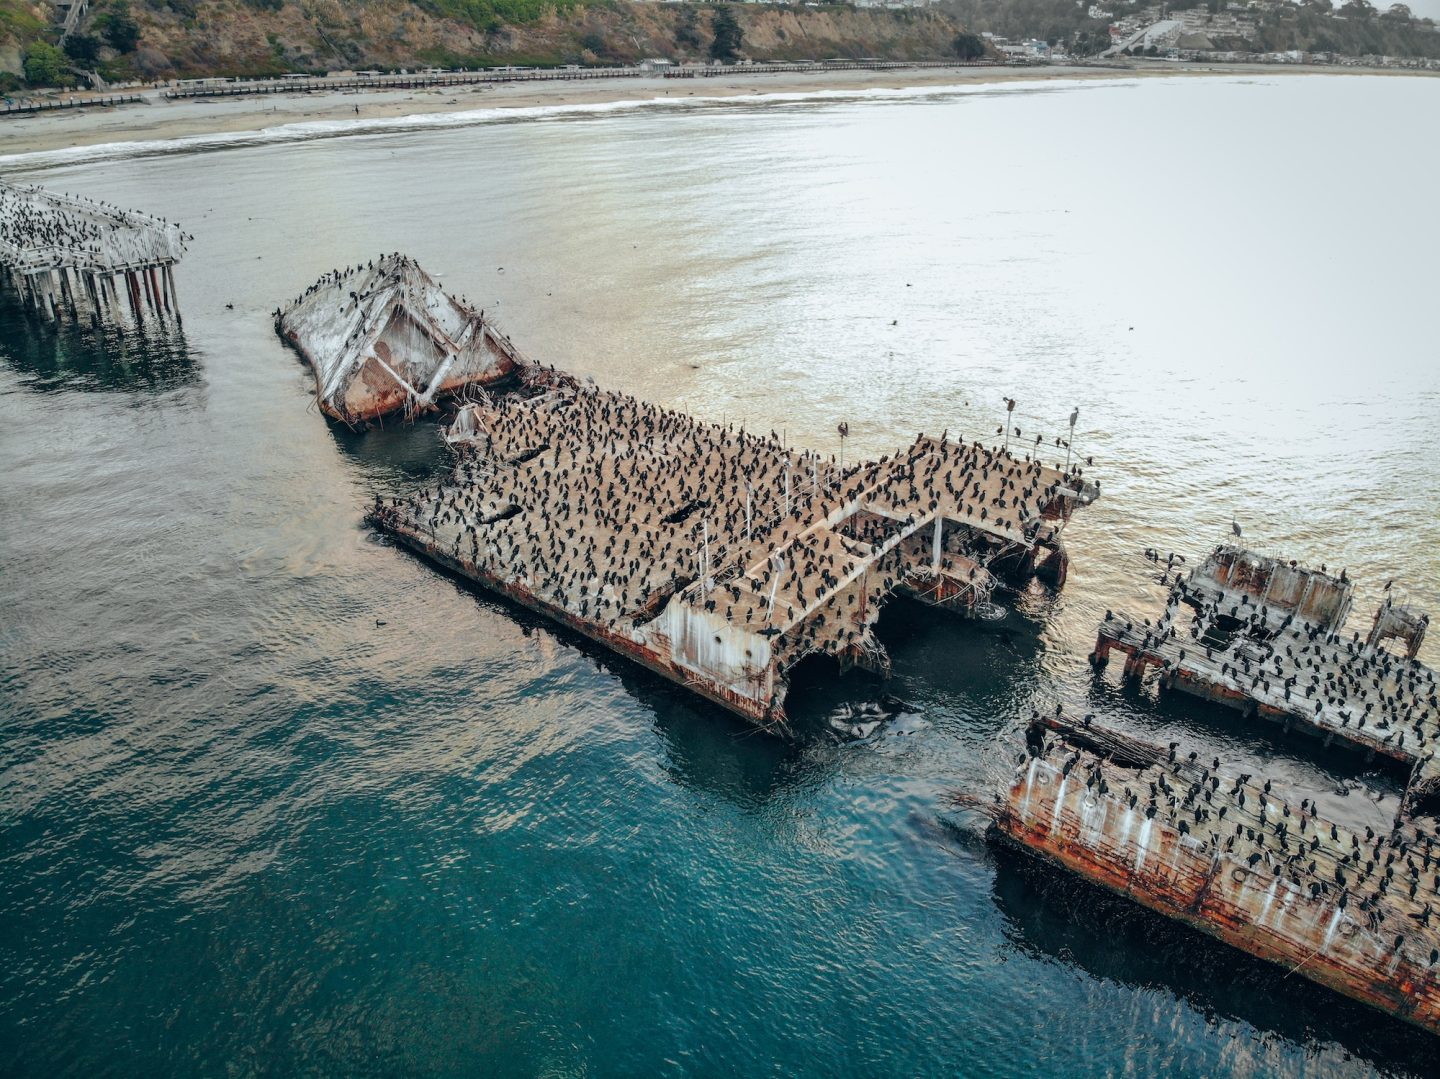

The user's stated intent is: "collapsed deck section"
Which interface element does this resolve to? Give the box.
[994,715,1440,1036]
[1093,550,1439,785]
[372,371,1097,733]
[277,254,522,425]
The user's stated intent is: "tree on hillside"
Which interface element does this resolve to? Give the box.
[1338,0,1375,17]
[24,42,69,86]
[676,6,703,51]
[710,6,743,62]
[952,31,986,59]
[64,33,103,66]
[99,0,141,53]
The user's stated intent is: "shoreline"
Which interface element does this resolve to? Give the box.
[1,61,1434,162]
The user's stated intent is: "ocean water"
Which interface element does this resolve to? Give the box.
[2,74,1439,1076]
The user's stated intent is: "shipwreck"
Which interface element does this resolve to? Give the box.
[988,713,1440,1036]
[369,359,1098,735]
[277,254,523,426]
[1093,544,1439,791]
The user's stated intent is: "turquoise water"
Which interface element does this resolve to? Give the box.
[2,75,1439,1076]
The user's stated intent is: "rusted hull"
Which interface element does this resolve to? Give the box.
[994,759,1440,1037]
[281,327,512,427]
[375,514,791,735]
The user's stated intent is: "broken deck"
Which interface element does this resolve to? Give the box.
[1094,549,1440,788]
[372,367,1097,734]
[277,254,522,425]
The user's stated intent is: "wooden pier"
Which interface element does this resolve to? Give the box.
[0,181,187,330]
[991,714,1440,1036]
[661,60,991,78]
[0,94,144,118]
[371,363,1097,734]
[1092,548,1439,788]
[159,60,979,101]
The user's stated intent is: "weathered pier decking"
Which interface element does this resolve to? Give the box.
[0,181,187,328]
[1093,547,1440,787]
[372,366,1097,733]
[993,714,1440,1036]
[277,255,524,425]
[0,94,144,117]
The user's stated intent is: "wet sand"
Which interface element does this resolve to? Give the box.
[4,61,1430,159]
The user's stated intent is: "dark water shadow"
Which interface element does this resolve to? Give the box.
[379,531,812,804]
[879,593,1048,663]
[0,289,199,395]
[878,594,1049,724]
[646,685,807,809]
[988,843,1435,1077]
[326,412,455,487]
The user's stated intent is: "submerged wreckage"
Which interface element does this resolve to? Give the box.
[992,714,1440,1036]
[287,249,1440,1036]
[978,544,1440,1034]
[277,254,524,425]
[370,362,1097,735]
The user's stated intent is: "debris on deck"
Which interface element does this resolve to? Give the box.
[0,180,187,328]
[276,254,523,426]
[370,363,1098,734]
[990,713,1440,1036]
[1371,599,1430,661]
[1093,545,1439,787]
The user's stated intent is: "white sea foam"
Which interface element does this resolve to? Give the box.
[0,76,1147,171]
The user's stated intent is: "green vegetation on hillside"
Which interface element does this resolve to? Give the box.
[952,29,986,57]
[1251,0,1440,56]
[417,0,581,32]
[0,0,45,40]
[709,4,743,61]
[0,0,970,85]
[96,0,142,52]
[23,39,68,84]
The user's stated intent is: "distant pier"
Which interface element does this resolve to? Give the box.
[160,60,982,100]
[0,94,145,117]
[0,181,188,329]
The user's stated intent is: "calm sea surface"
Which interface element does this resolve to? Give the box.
[2,74,1439,1077]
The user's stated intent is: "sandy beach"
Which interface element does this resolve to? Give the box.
[3,60,1430,160]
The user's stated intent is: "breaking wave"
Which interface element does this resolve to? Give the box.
[0,76,1142,171]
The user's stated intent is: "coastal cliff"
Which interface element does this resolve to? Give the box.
[1,0,971,83]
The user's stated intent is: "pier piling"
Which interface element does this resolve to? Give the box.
[0,181,188,332]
